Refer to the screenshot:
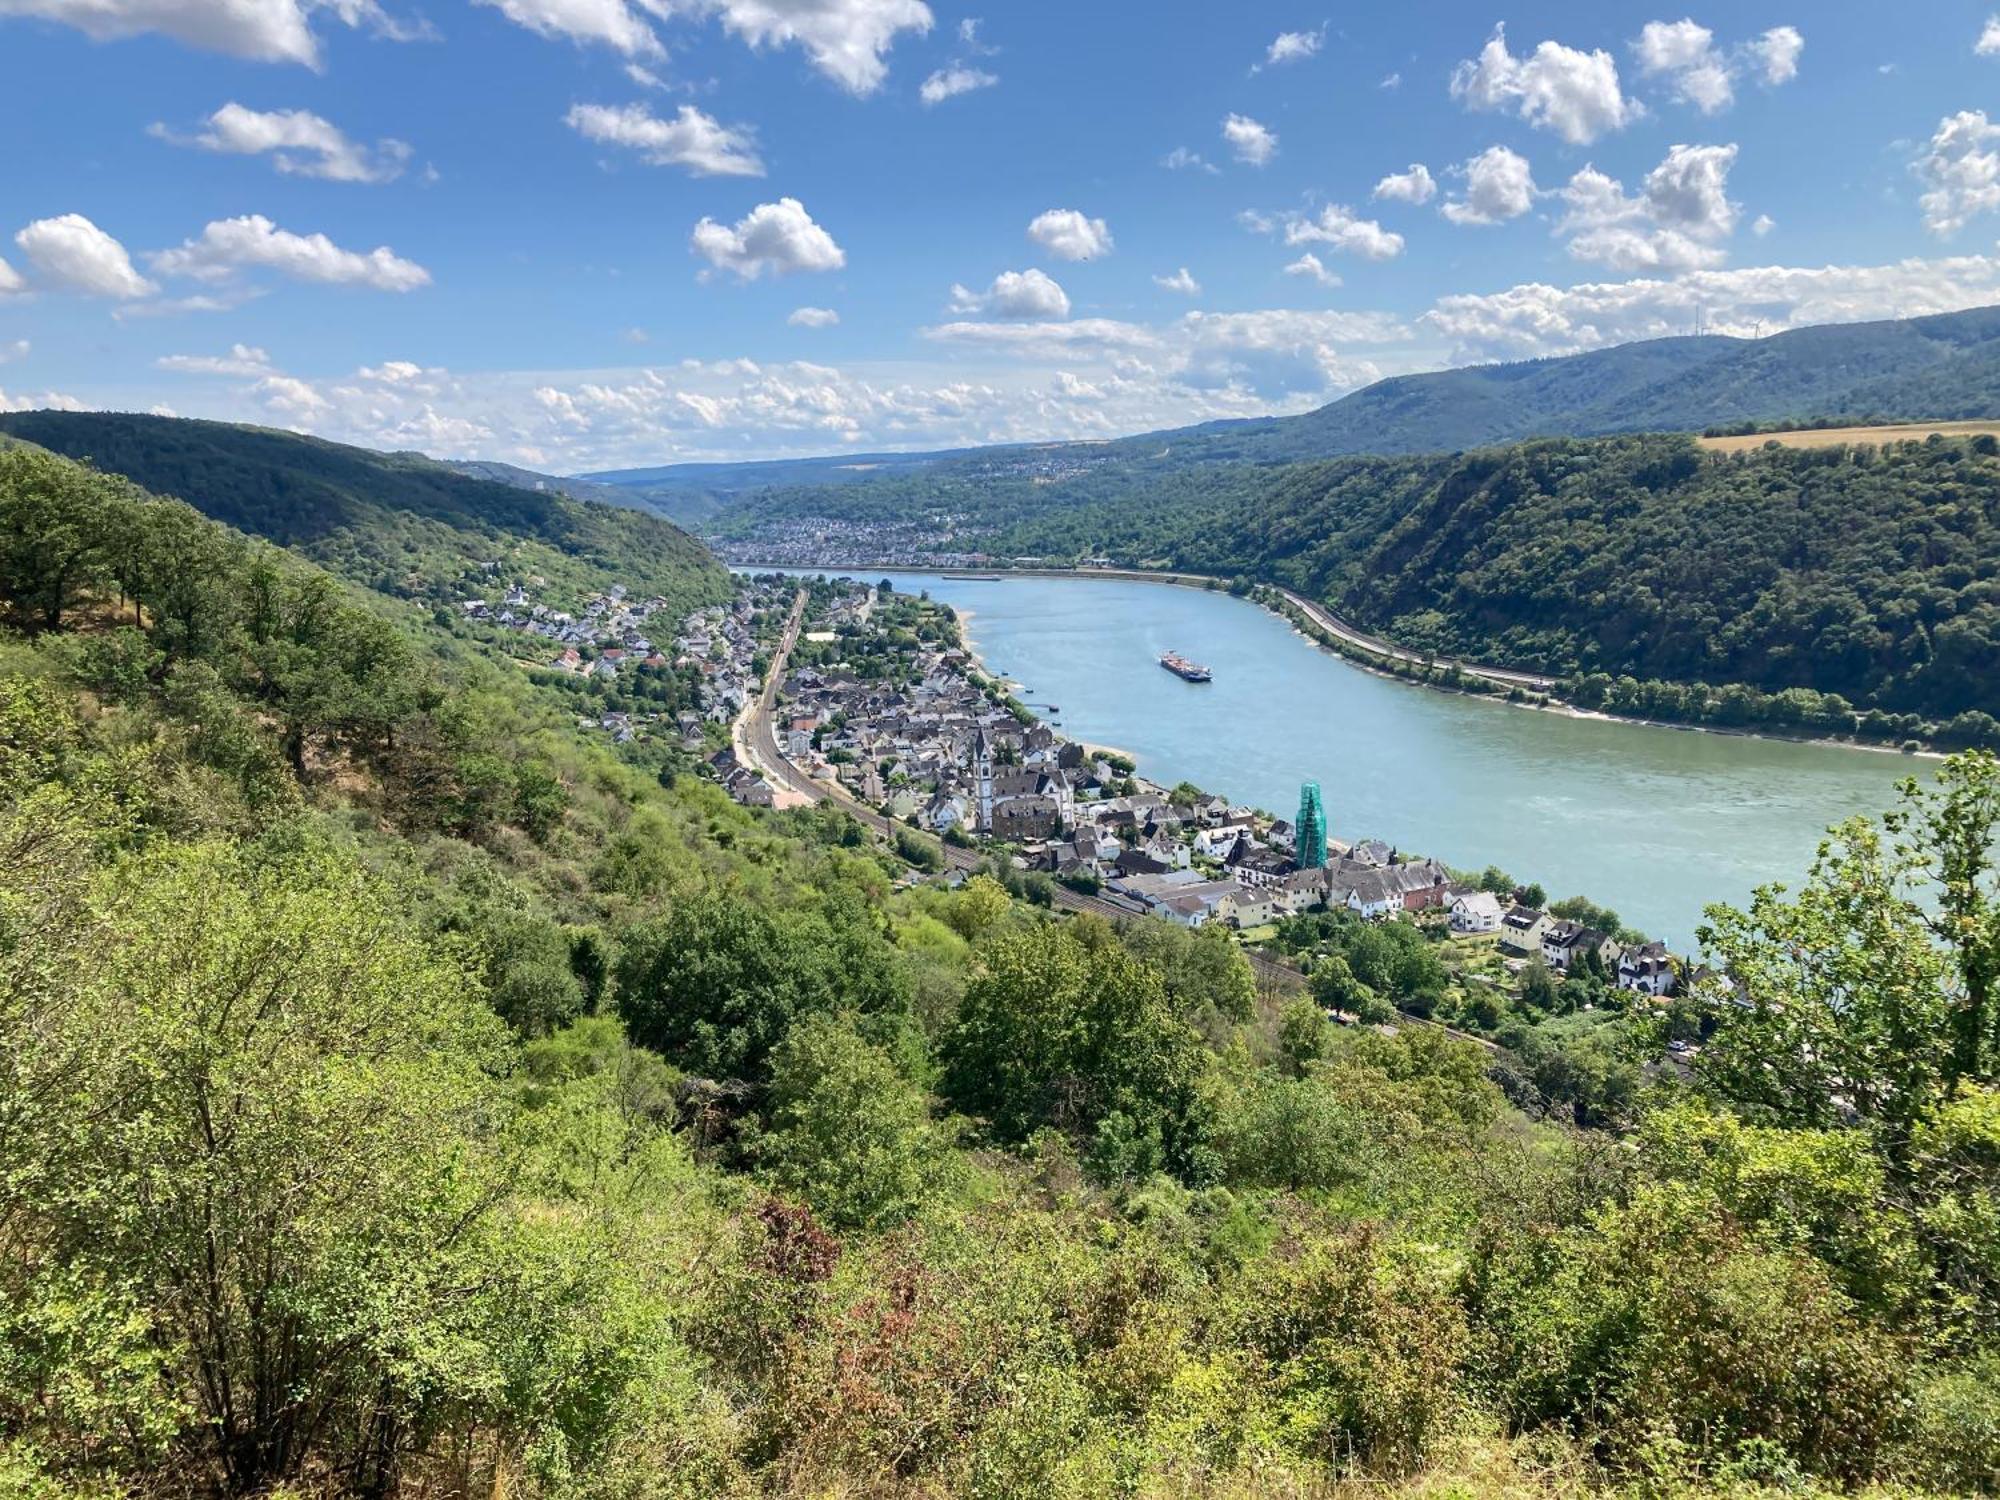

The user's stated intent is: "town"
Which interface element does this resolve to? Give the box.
[738,574,1685,1026]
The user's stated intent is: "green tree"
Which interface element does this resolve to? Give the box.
[943,921,1216,1180]
[751,1013,949,1229]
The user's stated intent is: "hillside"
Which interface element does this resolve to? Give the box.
[5,441,2000,1499]
[651,305,2000,534]
[992,433,2000,741]
[0,410,730,614]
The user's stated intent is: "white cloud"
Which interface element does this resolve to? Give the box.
[947,268,1070,320]
[0,386,88,413]
[151,214,431,290]
[1557,144,1740,271]
[1373,163,1437,205]
[563,101,763,176]
[1153,267,1200,296]
[1161,146,1217,174]
[1753,213,1774,236]
[1634,20,1803,113]
[0,258,24,296]
[1421,255,2000,363]
[358,359,429,382]
[256,372,329,418]
[1177,309,1404,397]
[1262,25,1322,66]
[0,339,28,363]
[1749,25,1802,85]
[1450,24,1639,145]
[151,102,409,182]
[1442,145,1538,226]
[624,61,666,87]
[1918,110,2000,235]
[690,197,845,278]
[1282,203,1404,261]
[789,305,840,326]
[1222,113,1278,166]
[1284,252,1341,287]
[922,317,1158,355]
[1981,16,2000,56]
[0,0,410,66]
[700,0,933,95]
[156,342,274,375]
[920,63,995,104]
[471,0,665,58]
[1634,18,1733,113]
[1027,208,1112,261]
[14,214,157,298]
[473,0,931,91]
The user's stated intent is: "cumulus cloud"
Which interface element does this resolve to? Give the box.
[1918,110,2000,235]
[1222,113,1278,166]
[1749,25,1803,85]
[1177,309,1404,397]
[1373,163,1437,205]
[947,268,1070,320]
[1982,16,2000,55]
[156,342,274,375]
[690,197,845,278]
[1281,203,1405,261]
[1441,146,1538,227]
[14,214,157,297]
[151,214,431,289]
[0,386,88,413]
[920,63,995,103]
[1633,20,1803,114]
[473,0,931,91]
[701,0,933,94]
[1027,208,1112,261]
[0,0,420,66]
[1753,213,1774,236]
[1450,24,1639,145]
[789,305,839,326]
[1284,252,1341,287]
[0,257,24,296]
[1557,144,1740,271]
[1421,255,2000,363]
[1262,25,1322,66]
[151,102,410,182]
[1153,267,1200,296]
[563,101,763,176]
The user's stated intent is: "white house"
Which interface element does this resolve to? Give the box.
[1450,890,1506,934]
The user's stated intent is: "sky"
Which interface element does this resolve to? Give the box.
[4,2,2000,473]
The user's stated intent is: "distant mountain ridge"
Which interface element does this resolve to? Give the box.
[583,303,2000,512]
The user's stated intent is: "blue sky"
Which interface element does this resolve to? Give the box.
[4,0,2000,470]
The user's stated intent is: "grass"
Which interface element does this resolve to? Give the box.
[1696,420,2000,453]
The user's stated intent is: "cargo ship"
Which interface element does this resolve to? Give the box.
[1159,651,1212,683]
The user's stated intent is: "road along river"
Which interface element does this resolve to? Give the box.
[747,567,1928,950]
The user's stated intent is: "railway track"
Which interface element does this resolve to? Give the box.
[743,590,1494,1051]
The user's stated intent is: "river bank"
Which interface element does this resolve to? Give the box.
[739,559,1946,762]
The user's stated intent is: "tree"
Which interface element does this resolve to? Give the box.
[943,922,1216,1180]
[1277,995,1332,1075]
[616,886,907,1083]
[751,1013,948,1229]
[0,448,114,632]
[1120,916,1257,1023]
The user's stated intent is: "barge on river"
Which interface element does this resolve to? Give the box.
[1159,651,1213,683]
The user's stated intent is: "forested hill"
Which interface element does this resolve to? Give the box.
[0,409,729,612]
[997,433,2000,736]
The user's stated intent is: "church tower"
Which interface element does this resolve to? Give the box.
[1296,781,1327,870]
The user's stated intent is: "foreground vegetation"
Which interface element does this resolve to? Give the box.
[3,445,2000,1498]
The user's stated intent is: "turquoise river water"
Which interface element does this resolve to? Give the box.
[755,568,1929,950]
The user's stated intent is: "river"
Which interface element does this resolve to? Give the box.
[751,567,1927,950]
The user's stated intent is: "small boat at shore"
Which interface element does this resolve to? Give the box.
[1159,651,1212,683]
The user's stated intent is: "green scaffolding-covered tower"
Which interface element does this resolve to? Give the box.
[1296,780,1327,870]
